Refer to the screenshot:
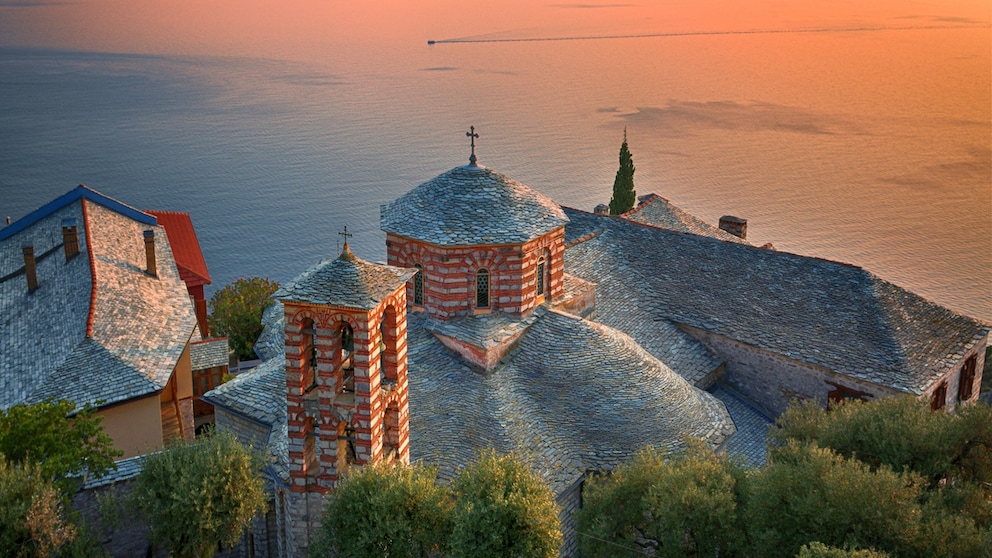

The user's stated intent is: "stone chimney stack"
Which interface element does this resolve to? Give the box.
[143,230,157,277]
[719,216,747,240]
[22,244,38,292]
[594,203,610,216]
[62,219,79,260]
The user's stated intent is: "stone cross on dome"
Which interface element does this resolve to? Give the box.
[466,126,479,166]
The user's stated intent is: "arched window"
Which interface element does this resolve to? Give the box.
[302,318,318,392]
[413,264,424,306]
[536,256,546,297]
[476,269,490,308]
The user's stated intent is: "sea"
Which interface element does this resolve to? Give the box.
[1,0,989,322]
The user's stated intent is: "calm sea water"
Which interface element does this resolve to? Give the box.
[1,2,989,321]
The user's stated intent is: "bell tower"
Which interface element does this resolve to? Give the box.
[276,240,417,496]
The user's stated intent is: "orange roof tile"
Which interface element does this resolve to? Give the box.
[146,210,211,286]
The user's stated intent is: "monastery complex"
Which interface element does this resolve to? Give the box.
[1,139,988,557]
[206,146,988,557]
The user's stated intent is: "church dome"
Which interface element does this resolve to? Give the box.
[380,165,569,246]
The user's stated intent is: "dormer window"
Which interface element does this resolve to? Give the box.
[476,269,490,309]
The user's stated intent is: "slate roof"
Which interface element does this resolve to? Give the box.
[0,187,197,409]
[380,164,569,246]
[622,193,746,243]
[201,357,290,481]
[146,210,211,286]
[190,338,229,370]
[211,302,734,495]
[563,208,990,395]
[273,245,417,310]
[253,302,285,361]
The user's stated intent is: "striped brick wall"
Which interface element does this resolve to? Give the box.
[386,226,566,320]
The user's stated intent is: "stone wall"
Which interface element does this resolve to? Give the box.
[215,408,271,451]
[72,481,151,557]
[679,325,899,416]
[557,478,583,558]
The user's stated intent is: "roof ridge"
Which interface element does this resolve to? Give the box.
[620,192,660,218]
[82,199,98,338]
[0,185,156,241]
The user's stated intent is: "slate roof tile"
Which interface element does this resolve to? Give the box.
[380,165,569,246]
[623,193,747,243]
[563,207,990,394]
[274,246,416,309]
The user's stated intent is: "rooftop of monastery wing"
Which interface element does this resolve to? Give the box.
[0,186,197,410]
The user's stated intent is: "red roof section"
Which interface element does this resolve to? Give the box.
[146,210,211,286]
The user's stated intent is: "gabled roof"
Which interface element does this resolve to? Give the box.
[622,193,747,243]
[0,184,156,241]
[380,164,569,246]
[564,208,990,395]
[146,211,211,286]
[274,244,416,310]
[0,186,197,409]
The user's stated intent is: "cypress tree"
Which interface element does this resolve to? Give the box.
[609,128,637,215]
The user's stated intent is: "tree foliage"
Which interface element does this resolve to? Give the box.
[310,461,451,558]
[577,440,747,558]
[0,457,76,558]
[771,396,992,489]
[132,430,266,558]
[207,276,279,360]
[608,129,636,215]
[797,542,890,558]
[0,399,120,494]
[449,450,562,558]
[746,442,924,558]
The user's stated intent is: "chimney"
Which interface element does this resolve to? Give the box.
[594,203,610,216]
[62,218,79,260]
[143,230,157,277]
[22,244,38,292]
[719,216,747,240]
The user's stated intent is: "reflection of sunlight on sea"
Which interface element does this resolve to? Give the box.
[0,21,989,321]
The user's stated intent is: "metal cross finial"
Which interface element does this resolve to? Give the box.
[466,126,479,166]
[338,226,355,258]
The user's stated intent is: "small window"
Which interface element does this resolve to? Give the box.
[826,382,871,410]
[932,382,947,411]
[958,356,977,401]
[536,257,546,297]
[413,264,424,306]
[476,269,490,308]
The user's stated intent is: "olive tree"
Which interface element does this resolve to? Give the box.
[0,457,76,557]
[132,431,265,558]
[310,461,451,558]
[449,450,561,558]
[577,440,747,558]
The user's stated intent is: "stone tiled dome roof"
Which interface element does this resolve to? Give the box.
[380,165,569,246]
